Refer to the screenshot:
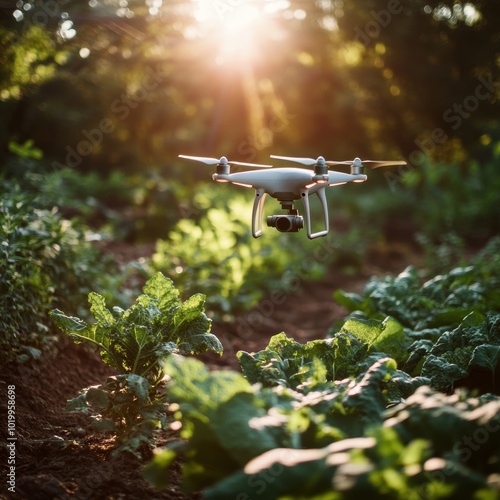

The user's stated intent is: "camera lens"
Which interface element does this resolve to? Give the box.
[275,217,293,232]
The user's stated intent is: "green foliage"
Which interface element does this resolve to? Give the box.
[237,332,337,389]
[237,327,407,392]
[145,354,400,494]
[416,232,466,277]
[145,241,500,497]
[146,350,500,499]
[3,2,500,493]
[37,168,133,219]
[414,311,500,393]
[50,272,222,384]
[151,182,392,319]
[67,374,167,458]
[2,0,499,173]
[151,186,330,317]
[333,241,500,393]
[144,355,257,491]
[2,0,500,256]
[36,168,182,241]
[52,273,223,457]
[402,161,500,241]
[333,236,500,330]
[0,181,116,364]
[8,139,43,160]
[339,316,406,364]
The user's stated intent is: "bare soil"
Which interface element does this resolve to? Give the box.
[0,243,416,500]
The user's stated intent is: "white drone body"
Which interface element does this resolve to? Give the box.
[179,154,406,239]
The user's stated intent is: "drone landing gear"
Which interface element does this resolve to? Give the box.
[267,201,304,233]
[251,188,329,240]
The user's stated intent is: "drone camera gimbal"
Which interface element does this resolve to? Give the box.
[267,201,304,232]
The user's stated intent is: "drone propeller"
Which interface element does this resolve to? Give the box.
[325,158,407,169]
[271,155,406,169]
[179,155,272,169]
[269,155,319,166]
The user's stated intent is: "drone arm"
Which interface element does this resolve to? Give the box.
[251,188,267,238]
[301,187,329,239]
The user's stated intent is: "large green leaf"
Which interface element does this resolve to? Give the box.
[143,448,178,490]
[420,355,467,392]
[163,355,252,415]
[203,438,376,500]
[334,257,500,331]
[154,356,254,491]
[89,292,115,326]
[238,332,336,389]
[342,357,397,425]
[49,309,88,333]
[142,272,180,313]
[49,309,111,353]
[177,331,223,356]
[212,392,282,465]
[85,387,110,410]
[469,345,500,374]
[339,316,406,364]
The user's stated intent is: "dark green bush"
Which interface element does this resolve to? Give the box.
[0,180,118,364]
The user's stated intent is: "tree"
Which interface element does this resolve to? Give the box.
[336,0,500,163]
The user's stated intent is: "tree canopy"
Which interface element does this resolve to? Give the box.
[1,0,499,176]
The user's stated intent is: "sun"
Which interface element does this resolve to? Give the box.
[194,0,260,25]
[193,1,268,65]
[190,1,290,151]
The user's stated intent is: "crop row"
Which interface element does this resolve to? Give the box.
[51,236,500,499]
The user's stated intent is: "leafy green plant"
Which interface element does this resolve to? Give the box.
[0,182,118,365]
[37,168,182,241]
[237,326,404,392]
[237,332,338,389]
[50,272,223,456]
[401,160,500,241]
[334,236,500,331]
[66,374,168,457]
[332,238,500,393]
[146,349,500,499]
[50,272,222,383]
[145,340,418,494]
[410,311,500,393]
[415,232,465,277]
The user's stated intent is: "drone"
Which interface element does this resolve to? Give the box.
[178,154,407,239]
